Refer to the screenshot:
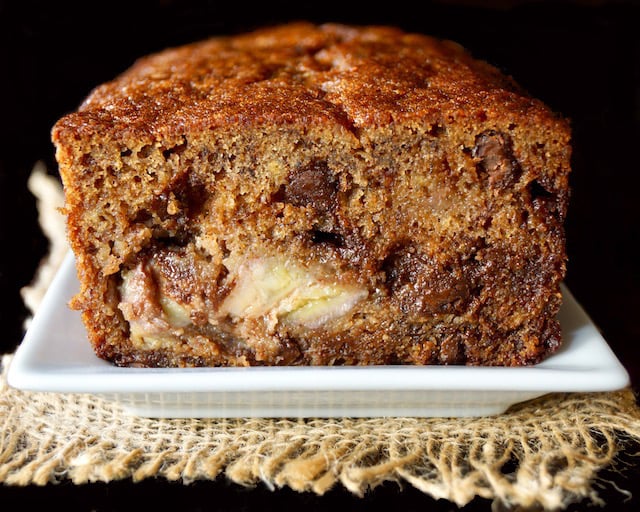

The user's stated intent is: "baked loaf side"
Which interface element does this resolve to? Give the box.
[52,22,572,367]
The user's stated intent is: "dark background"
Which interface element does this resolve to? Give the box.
[1,0,639,510]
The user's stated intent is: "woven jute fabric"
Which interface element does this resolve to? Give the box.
[2,165,640,510]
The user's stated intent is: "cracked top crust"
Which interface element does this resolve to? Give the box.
[52,22,563,144]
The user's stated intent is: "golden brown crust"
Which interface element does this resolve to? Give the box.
[53,22,564,143]
[52,22,572,368]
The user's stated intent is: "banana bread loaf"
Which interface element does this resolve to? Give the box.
[52,22,572,367]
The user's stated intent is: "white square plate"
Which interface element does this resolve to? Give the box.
[7,252,630,418]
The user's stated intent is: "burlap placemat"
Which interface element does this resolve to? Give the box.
[2,165,640,510]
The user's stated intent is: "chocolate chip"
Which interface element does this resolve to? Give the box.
[383,244,473,316]
[473,130,521,189]
[151,246,198,304]
[283,160,338,213]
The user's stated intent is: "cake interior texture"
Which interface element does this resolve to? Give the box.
[51,22,572,367]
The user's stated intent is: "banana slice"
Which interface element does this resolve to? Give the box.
[221,256,367,328]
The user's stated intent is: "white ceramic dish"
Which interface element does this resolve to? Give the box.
[7,252,630,418]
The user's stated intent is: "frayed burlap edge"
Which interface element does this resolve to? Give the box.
[2,164,640,510]
[2,360,640,510]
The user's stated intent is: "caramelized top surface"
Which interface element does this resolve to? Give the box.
[52,22,564,142]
